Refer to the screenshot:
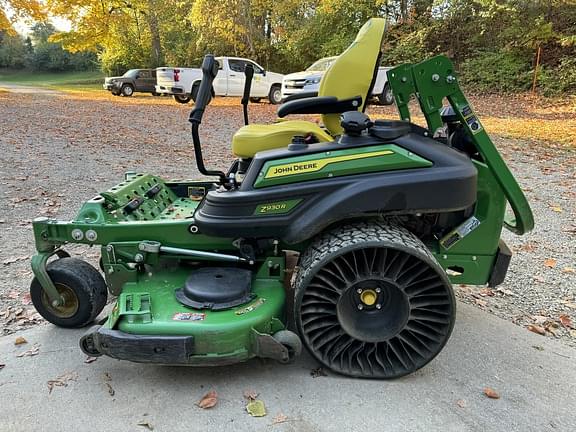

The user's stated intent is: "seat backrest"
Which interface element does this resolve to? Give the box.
[318,18,386,135]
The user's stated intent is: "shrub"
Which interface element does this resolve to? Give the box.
[539,57,576,96]
[459,50,532,93]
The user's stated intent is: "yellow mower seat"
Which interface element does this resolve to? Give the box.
[231,17,385,159]
[232,120,333,159]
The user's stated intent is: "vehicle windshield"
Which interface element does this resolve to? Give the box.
[122,69,139,78]
[306,57,336,72]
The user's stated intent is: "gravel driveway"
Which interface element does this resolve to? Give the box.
[0,90,574,347]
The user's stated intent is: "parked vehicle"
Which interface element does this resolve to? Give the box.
[281,56,394,105]
[103,69,158,97]
[155,57,284,104]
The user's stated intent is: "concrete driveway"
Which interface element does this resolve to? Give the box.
[1,303,574,432]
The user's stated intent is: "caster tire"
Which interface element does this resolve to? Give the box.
[294,221,456,379]
[30,258,108,328]
[273,330,302,364]
[80,326,103,357]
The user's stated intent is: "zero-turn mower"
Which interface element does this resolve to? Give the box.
[29,18,533,378]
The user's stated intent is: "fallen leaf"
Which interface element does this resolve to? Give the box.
[532,345,544,351]
[562,267,575,274]
[544,258,557,268]
[479,288,495,297]
[47,371,78,394]
[2,256,28,266]
[531,315,548,324]
[310,367,327,378]
[137,421,154,431]
[545,323,560,336]
[197,390,217,409]
[7,291,19,299]
[243,390,259,401]
[527,325,546,335]
[21,293,32,305]
[84,356,98,364]
[532,275,545,283]
[246,399,267,417]
[550,206,562,213]
[483,388,500,399]
[456,399,466,408]
[272,413,288,424]
[14,336,27,345]
[16,344,40,357]
[570,330,576,338]
[474,298,488,307]
[559,314,574,329]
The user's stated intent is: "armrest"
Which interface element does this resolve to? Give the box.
[282,91,318,103]
[277,95,363,118]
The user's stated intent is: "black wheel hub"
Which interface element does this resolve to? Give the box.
[337,279,410,343]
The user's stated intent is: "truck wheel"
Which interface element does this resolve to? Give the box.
[121,84,134,97]
[294,221,456,379]
[268,85,282,104]
[174,94,191,104]
[190,83,215,104]
[30,258,108,328]
[190,82,200,103]
[249,97,261,103]
[378,83,394,106]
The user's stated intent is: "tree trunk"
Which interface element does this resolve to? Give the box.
[145,0,162,67]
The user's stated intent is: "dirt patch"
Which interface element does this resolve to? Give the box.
[0,91,574,346]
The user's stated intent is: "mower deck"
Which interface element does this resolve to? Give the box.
[83,265,287,365]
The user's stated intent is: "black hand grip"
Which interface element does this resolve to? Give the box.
[241,64,254,125]
[189,54,219,124]
[241,64,254,105]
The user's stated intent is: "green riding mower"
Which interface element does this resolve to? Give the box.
[29,18,533,378]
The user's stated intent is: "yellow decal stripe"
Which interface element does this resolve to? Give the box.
[265,150,394,179]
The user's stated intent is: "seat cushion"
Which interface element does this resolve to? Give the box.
[232,120,334,158]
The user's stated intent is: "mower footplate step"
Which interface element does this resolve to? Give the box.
[88,326,195,364]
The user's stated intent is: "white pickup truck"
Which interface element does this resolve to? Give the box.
[281,56,394,105]
[155,57,284,104]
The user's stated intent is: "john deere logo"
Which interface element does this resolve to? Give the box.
[265,150,394,179]
[271,162,318,176]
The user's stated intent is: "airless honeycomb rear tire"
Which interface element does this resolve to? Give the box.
[294,221,456,379]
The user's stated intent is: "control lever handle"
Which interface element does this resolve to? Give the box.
[189,55,219,124]
[241,64,254,125]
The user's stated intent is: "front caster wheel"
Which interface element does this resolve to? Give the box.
[80,326,103,356]
[294,222,456,379]
[30,258,108,328]
[273,330,302,364]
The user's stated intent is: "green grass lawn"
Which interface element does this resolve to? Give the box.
[0,70,104,91]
